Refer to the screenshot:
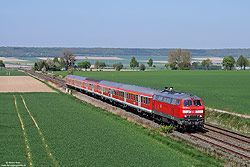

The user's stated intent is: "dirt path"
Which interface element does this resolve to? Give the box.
[206,107,250,119]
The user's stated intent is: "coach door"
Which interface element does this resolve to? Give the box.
[138,95,141,107]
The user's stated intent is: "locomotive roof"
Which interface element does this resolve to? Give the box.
[66,75,201,99]
[154,91,201,100]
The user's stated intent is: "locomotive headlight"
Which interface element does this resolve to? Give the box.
[182,110,191,113]
[196,110,204,113]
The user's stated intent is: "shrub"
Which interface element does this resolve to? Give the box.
[67,68,75,75]
[159,125,176,133]
[139,64,146,71]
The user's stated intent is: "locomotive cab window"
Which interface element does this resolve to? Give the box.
[183,100,192,106]
[171,99,176,105]
[193,100,202,106]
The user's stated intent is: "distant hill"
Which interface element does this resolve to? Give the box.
[0,46,250,58]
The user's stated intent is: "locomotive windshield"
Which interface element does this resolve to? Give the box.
[193,100,202,106]
[183,100,192,106]
[183,100,202,106]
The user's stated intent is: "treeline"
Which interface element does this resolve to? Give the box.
[32,49,250,72]
[222,55,249,70]
[1,46,250,58]
[33,49,126,72]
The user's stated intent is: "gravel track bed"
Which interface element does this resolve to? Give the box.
[205,126,250,145]
[204,131,250,151]
[192,133,250,159]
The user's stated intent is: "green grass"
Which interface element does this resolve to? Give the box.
[205,110,250,135]
[0,92,223,166]
[0,70,27,76]
[0,94,28,166]
[54,70,250,115]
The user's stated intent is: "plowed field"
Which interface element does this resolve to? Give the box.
[0,76,55,92]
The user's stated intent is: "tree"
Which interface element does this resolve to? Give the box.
[130,56,139,70]
[164,63,170,69]
[53,56,59,63]
[113,63,123,71]
[139,64,146,71]
[168,48,192,70]
[99,62,106,69]
[244,57,249,70]
[222,57,233,70]
[94,60,99,69]
[147,58,153,67]
[237,55,249,70]
[191,62,198,70]
[67,67,75,75]
[178,62,191,70]
[60,57,66,69]
[170,63,177,70]
[228,56,235,70]
[153,65,156,70]
[0,60,5,69]
[61,49,76,70]
[201,59,213,70]
[78,61,91,71]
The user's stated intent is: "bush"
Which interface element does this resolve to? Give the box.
[159,125,176,133]
[113,63,123,71]
[67,68,75,75]
[139,64,146,71]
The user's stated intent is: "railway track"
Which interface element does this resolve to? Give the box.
[24,70,250,162]
[186,123,250,161]
[186,132,250,160]
[24,70,66,88]
[204,123,250,144]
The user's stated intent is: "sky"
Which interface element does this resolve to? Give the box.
[0,0,250,49]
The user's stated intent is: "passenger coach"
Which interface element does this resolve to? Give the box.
[65,75,205,129]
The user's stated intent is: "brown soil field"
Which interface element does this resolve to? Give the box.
[0,76,56,92]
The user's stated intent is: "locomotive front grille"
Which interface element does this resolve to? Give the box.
[184,115,202,119]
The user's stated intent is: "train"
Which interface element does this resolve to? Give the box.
[65,75,205,129]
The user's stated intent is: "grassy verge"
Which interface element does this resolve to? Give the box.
[205,110,250,135]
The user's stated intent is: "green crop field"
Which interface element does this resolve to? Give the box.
[0,70,27,76]
[0,92,223,166]
[54,70,250,115]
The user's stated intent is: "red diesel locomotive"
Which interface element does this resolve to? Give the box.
[65,75,205,129]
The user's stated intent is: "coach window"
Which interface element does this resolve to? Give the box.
[148,98,150,105]
[136,95,138,102]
